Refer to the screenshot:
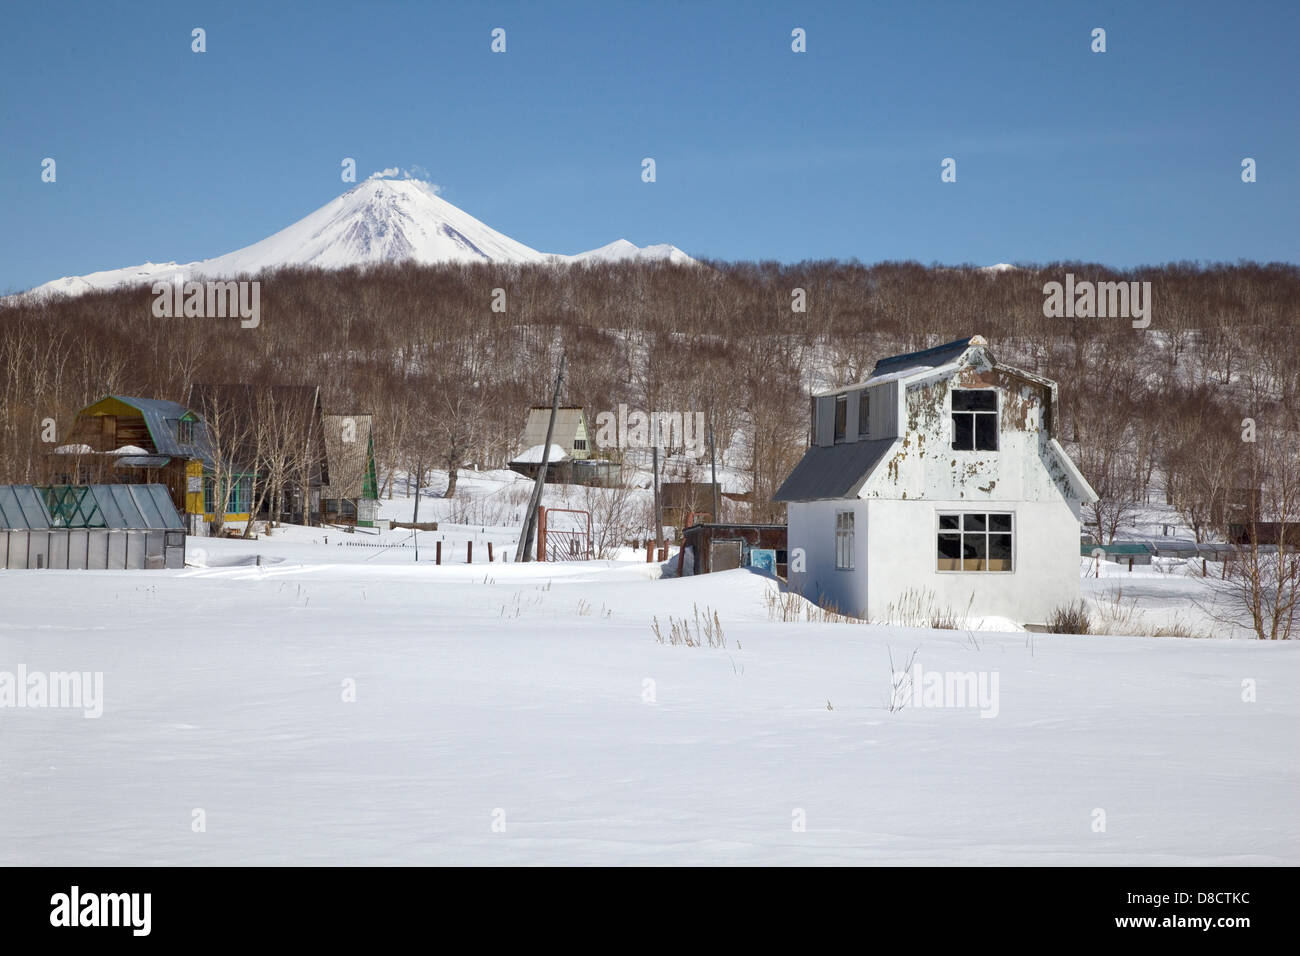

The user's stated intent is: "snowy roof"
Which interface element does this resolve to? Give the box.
[512,444,569,464]
[520,407,588,452]
[865,336,984,384]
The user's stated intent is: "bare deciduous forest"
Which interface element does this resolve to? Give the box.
[2,259,1298,535]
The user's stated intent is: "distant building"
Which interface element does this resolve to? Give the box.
[51,395,211,522]
[509,406,619,486]
[660,481,722,530]
[518,406,594,460]
[678,523,788,576]
[321,414,379,527]
[188,383,329,529]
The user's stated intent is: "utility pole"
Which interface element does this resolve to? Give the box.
[652,444,663,558]
[517,354,565,562]
[708,399,720,523]
[411,457,421,562]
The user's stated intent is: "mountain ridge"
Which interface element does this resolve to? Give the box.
[18,178,695,298]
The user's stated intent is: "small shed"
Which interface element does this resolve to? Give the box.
[1081,542,1153,566]
[679,523,788,577]
[0,484,186,570]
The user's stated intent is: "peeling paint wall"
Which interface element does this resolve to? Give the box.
[865,365,1069,506]
[787,353,1090,625]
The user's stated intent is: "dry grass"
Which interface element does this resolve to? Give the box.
[883,587,969,630]
[652,603,726,647]
[1047,600,1092,634]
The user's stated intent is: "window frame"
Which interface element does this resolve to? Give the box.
[833,394,848,444]
[936,510,1014,573]
[858,391,870,439]
[950,389,999,452]
[835,509,855,570]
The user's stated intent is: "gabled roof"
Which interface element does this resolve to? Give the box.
[773,438,898,502]
[865,336,985,383]
[88,395,211,460]
[321,414,375,499]
[520,407,589,452]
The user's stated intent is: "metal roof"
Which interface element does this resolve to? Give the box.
[115,455,172,469]
[108,395,212,460]
[0,485,184,531]
[866,337,980,382]
[772,438,898,502]
[520,407,588,452]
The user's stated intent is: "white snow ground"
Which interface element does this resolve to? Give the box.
[1,522,1295,865]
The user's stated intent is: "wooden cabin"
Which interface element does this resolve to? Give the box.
[51,396,210,525]
[321,414,380,526]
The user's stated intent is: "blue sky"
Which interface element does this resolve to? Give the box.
[2,0,1296,292]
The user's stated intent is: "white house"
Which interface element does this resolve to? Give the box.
[773,336,1097,625]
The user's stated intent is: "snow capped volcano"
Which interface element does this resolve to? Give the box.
[20,178,694,298]
[208,178,550,271]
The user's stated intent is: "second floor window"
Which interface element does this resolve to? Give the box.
[572,438,586,451]
[858,392,870,438]
[833,394,847,443]
[951,390,998,451]
[176,419,195,444]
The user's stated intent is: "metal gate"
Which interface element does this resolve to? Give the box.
[536,506,592,561]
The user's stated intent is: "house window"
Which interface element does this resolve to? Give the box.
[833,394,847,443]
[835,510,855,570]
[951,390,998,451]
[204,476,252,514]
[858,392,870,439]
[937,512,1013,572]
[572,438,587,451]
[176,419,195,444]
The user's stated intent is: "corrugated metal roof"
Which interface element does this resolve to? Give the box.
[0,485,184,531]
[866,337,980,382]
[520,407,588,453]
[109,395,212,460]
[772,438,898,502]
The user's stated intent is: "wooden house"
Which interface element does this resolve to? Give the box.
[187,383,329,528]
[321,414,380,526]
[51,395,211,526]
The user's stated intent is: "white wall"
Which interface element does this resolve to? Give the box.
[786,499,869,617]
[788,357,1089,625]
[863,497,1082,624]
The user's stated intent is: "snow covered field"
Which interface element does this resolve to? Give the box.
[1,525,1295,866]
